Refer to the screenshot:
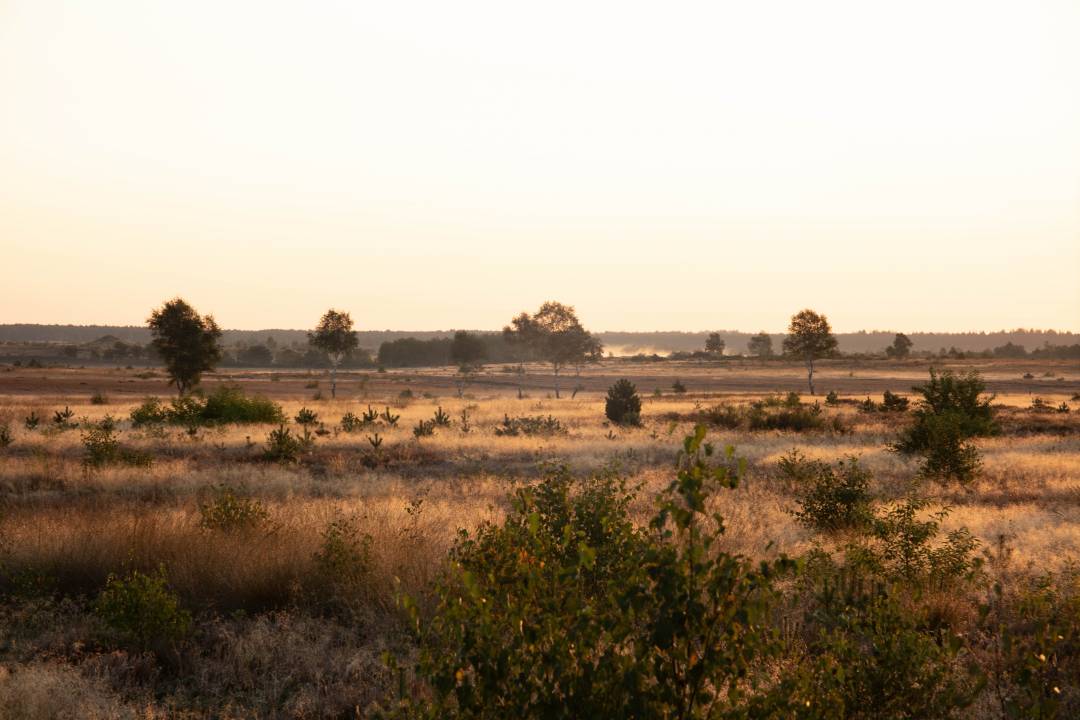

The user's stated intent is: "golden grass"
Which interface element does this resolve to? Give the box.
[0,361,1078,717]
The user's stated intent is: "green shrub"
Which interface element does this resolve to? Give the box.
[860,397,877,413]
[94,566,191,651]
[200,385,284,424]
[294,406,319,426]
[131,387,283,427]
[262,424,311,463]
[703,403,744,429]
[313,513,373,616]
[881,390,910,412]
[980,570,1080,718]
[197,485,269,531]
[340,411,363,432]
[917,413,982,484]
[604,378,642,426]
[825,390,839,405]
[786,562,982,718]
[387,428,796,718]
[791,456,873,532]
[494,414,566,436]
[52,406,76,429]
[893,369,995,484]
[130,397,169,426]
[81,417,153,469]
[432,406,452,427]
[895,369,996,453]
[747,398,827,432]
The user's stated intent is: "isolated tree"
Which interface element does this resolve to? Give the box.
[507,302,601,399]
[451,331,487,397]
[308,309,359,399]
[782,309,838,395]
[885,333,913,359]
[704,333,725,358]
[147,298,223,395]
[747,332,773,358]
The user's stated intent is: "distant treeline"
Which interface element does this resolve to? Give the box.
[1,325,1078,365]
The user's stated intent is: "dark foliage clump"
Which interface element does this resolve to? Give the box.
[604,378,642,426]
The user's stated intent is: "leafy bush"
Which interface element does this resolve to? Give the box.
[787,561,982,718]
[917,413,982,484]
[980,570,1080,718]
[893,369,995,484]
[791,456,873,532]
[81,417,153,469]
[94,566,191,651]
[604,378,642,426]
[747,398,829,432]
[130,387,284,427]
[313,513,373,617]
[494,414,566,437]
[388,427,796,719]
[895,369,996,453]
[197,486,269,531]
[701,398,845,434]
[130,397,169,427]
[200,385,284,424]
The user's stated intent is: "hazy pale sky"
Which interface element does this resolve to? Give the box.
[2,0,1078,332]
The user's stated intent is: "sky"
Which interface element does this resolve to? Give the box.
[1,0,1078,333]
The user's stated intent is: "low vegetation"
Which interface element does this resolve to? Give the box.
[0,359,1076,718]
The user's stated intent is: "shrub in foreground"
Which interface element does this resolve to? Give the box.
[384,428,796,718]
[790,455,873,532]
[94,566,191,651]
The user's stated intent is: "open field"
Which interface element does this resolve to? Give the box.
[1,358,1079,717]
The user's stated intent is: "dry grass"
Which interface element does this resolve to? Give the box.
[0,360,1078,716]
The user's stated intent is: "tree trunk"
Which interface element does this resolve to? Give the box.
[806,357,815,395]
[553,364,560,399]
[330,363,337,399]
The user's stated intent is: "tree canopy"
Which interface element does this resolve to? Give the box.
[147,298,222,395]
[782,309,837,394]
[309,309,359,398]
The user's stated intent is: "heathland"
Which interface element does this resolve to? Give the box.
[0,357,1077,717]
